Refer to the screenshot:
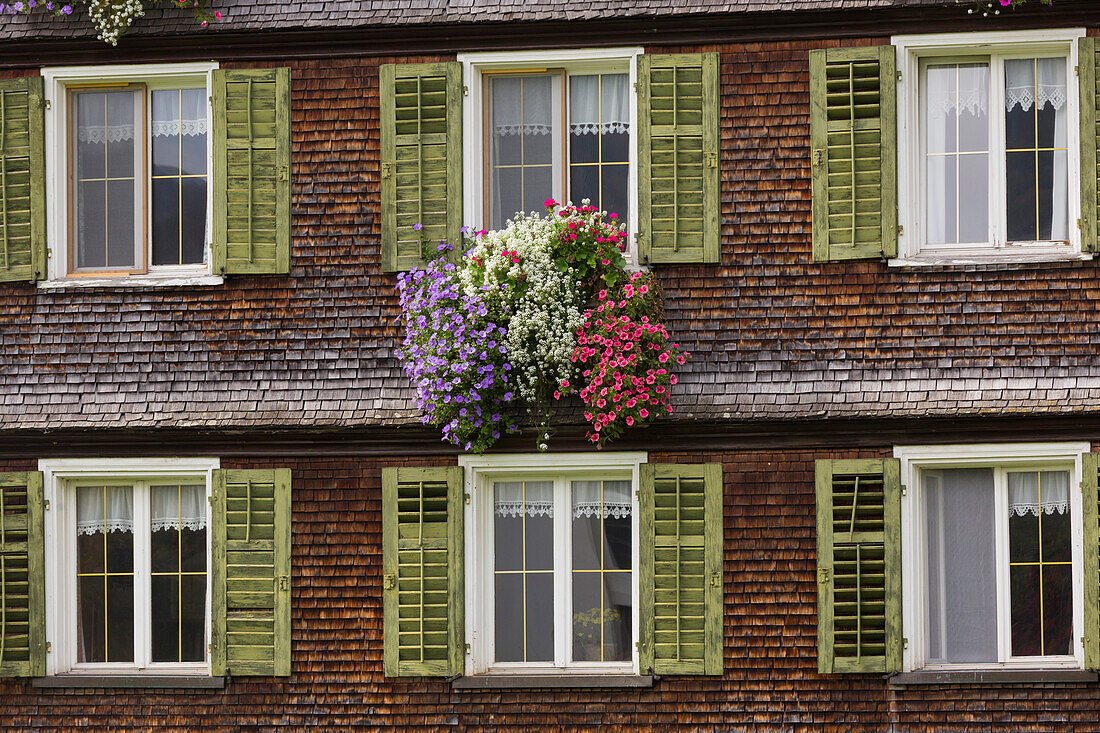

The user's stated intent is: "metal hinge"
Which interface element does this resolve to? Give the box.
[381,162,392,179]
[383,573,396,590]
[704,151,718,169]
[43,499,50,511]
[900,484,907,497]
[897,225,904,237]
[1076,65,1080,77]
[903,638,908,650]
[43,98,51,111]
[818,567,830,584]
[465,493,471,505]
[1078,218,1083,230]
[465,643,471,654]
[278,575,290,591]
[813,149,824,166]
[278,164,289,182]
[710,572,720,588]
[463,85,469,96]
[896,70,902,82]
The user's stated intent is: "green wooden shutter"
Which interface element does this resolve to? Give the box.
[0,77,45,283]
[380,62,463,272]
[212,468,292,677]
[0,472,44,677]
[637,53,720,265]
[639,462,722,675]
[809,46,897,262]
[212,68,292,275]
[815,458,901,674]
[1083,452,1099,669]
[381,466,464,677]
[1079,38,1097,253]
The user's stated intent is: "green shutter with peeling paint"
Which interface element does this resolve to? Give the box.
[382,466,464,677]
[637,53,720,265]
[212,68,292,275]
[1083,452,1099,669]
[212,468,291,677]
[809,46,897,262]
[380,62,463,272]
[0,472,44,677]
[815,458,901,674]
[639,462,723,675]
[1079,38,1098,253]
[0,77,45,283]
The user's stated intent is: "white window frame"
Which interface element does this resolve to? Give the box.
[892,29,1089,266]
[458,48,643,266]
[39,457,219,677]
[894,442,1089,673]
[40,63,222,288]
[459,451,646,676]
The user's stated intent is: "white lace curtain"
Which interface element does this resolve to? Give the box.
[494,480,633,520]
[151,88,209,139]
[1009,471,1070,517]
[1005,57,1067,112]
[569,74,630,136]
[76,484,206,535]
[491,76,554,137]
[926,62,989,120]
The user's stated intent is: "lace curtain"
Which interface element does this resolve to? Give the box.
[151,88,209,139]
[76,484,206,535]
[569,74,630,136]
[494,480,633,520]
[1008,471,1070,517]
[491,75,554,137]
[1005,57,1067,112]
[926,62,989,120]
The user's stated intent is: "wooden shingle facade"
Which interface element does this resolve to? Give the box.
[3,0,1100,729]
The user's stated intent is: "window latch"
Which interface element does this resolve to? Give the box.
[705,151,718,169]
[812,149,824,167]
[818,567,830,585]
[710,572,721,588]
[278,574,290,592]
[383,573,396,590]
[381,162,392,180]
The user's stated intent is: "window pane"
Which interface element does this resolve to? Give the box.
[151,484,208,663]
[1008,470,1072,657]
[1004,58,1068,243]
[74,89,139,270]
[571,480,632,663]
[488,74,560,228]
[923,62,989,246]
[569,74,630,227]
[493,481,554,663]
[923,468,997,664]
[76,485,135,664]
[152,88,208,266]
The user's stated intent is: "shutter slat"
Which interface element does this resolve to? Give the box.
[640,463,723,676]
[380,62,463,272]
[212,468,291,677]
[810,46,897,262]
[0,78,45,283]
[212,68,291,275]
[638,53,720,265]
[382,467,464,677]
[815,458,901,675]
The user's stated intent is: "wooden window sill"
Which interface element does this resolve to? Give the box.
[32,675,225,689]
[452,674,653,690]
[890,670,1097,686]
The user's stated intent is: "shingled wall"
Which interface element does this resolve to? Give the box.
[2,448,1099,730]
[4,37,1100,432]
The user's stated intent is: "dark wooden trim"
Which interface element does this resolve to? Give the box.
[0,3,1095,67]
[452,674,654,689]
[5,412,1100,457]
[32,675,226,689]
[889,670,1098,686]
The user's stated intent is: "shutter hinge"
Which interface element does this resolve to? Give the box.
[465,643,471,654]
[383,573,396,590]
[1075,65,1080,77]
[278,164,289,182]
[901,484,907,497]
[704,151,718,169]
[1078,218,1083,230]
[381,162,392,179]
[208,642,214,653]
[813,149,824,166]
[43,98,51,111]
[903,637,908,650]
[635,641,641,651]
[43,498,50,511]
[279,575,290,592]
[463,85,469,96]
[465,492,471,505]
[897,225,904,237]
[818,567,830,584]
[896,70,902,82]
[710,571,720,588]
[46,641,51,653]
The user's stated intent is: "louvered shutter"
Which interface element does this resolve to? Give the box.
[381,466,464,677]
[809,46,897,262]
[212,68,292,275]
[0,472,44,677]
[380,62,463,272]
[1079,38,1098,253]
[815,458,901,674]
[1083,452,1099,669]
[637,53,720,265]
[639,463,722,675]
[0,77,45,283]
[212,469,292,677]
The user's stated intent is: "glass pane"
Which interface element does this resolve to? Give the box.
[76,485,134,664]
[923,62,989,247]
[569,165,599,209]
[152,88,208,266]
[150,484,207,662]
[181,177,208,265]
[1008,469,1072,657]
[601,164,629,224]
[493,481,554,663]
[923,468,997,664]
[571,480,632,663]
[73,89,139,271]
[151,575,180,662]
[152,178,181,267]
[488,74,560,228]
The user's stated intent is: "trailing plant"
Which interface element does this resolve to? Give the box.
[546,199,628,292]
[4,0,220,45]
[967,0,1053,15]
[562,270,688,448]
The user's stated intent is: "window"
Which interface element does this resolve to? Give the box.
[461,453,643,675]
[461,50,640,255]
[44,64,217,282]
[896,443,1087,672]
[41,458,217,676]
[894,30,1085,262]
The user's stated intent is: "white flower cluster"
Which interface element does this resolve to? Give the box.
[459,214,584,403]
[87,0,145,45]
